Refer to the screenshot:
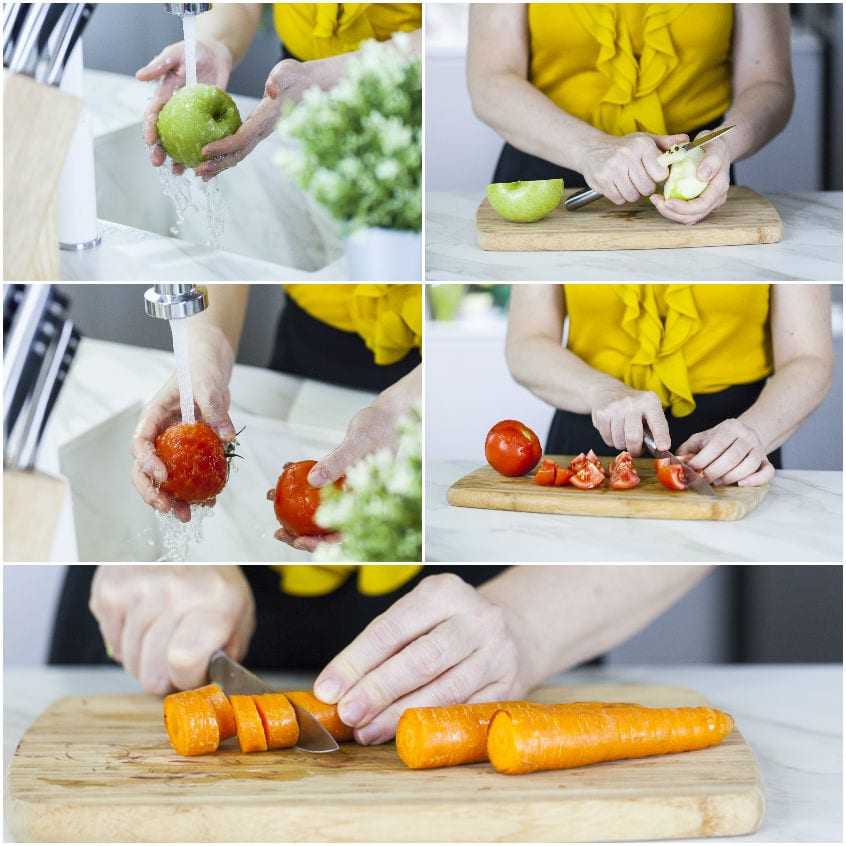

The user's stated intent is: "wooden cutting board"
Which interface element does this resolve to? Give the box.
[448,457,770,521]
[475,186,783,250]
[4,684,763,842]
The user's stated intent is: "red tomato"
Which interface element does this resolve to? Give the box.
[585,449,604,471]
[534,459,557,486]
[568,461,606,489]
[568,452,588,472]
[609,451,634,475]
[155,421,232,505]
[485,419,542,476]
[609,451,640,489]
[272,460,344,537]
[654,458,687,491]
[553,465,574,486]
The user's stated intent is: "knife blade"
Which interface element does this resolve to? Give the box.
[207,650,339,753]
[564,125,736,211]
[643,432,717,497]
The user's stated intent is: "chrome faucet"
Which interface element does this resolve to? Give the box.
[144,284,208,320]
[164,3,212,16]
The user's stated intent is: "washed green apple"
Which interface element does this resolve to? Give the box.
[662,145,709,201]
[156,83,242,168]
[485,179,564,223]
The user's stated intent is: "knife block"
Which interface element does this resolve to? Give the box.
[3,468,69,561]
[3,72,82,280]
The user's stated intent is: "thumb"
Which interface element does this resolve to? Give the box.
[307,443,357,487]
[136,49,180,81]
[696,150,722,182]
[655,133,690,152]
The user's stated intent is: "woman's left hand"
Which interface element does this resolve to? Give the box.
[311,573,526,745]
[649,134,731,225]
[196,59,309,180]
[677,418,774,486]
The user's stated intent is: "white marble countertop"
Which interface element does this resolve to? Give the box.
[426,460,842,562]
[425,190,843,281]
[30,337,375,562]
[61,68,347,281]
[4,663,841,843]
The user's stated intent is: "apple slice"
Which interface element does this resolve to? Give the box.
[485,178,564,223]
[660,145,709,201]
[157,83,242,169]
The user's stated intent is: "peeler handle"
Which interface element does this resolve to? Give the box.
[564,187,603,210]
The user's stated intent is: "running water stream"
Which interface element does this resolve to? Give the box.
[183,15,198,87]
[169,317,195,424]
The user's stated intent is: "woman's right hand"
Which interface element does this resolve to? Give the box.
[130,326,236,522]
[135,38,233,171]
[89,565,256,695]
[590,383,671,456]
[579,132,689,205]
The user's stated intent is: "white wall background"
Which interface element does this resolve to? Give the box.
[3,566,67,665]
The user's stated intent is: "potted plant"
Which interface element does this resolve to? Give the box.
[277,33,421,281]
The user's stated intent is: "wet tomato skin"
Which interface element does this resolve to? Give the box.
[485,419,542,476]
[156,421,229,505]
[273,460,344,537]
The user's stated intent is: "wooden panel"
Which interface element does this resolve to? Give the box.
[447,457,769,521]
[4,684,763,842]
[475,186,783,251]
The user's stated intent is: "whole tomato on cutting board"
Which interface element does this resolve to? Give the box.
[271,459,344,537]
[485,419,542,476]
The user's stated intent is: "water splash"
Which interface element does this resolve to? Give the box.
[155,505,213,561]
[183,15,198,87]
[169,317,195,424]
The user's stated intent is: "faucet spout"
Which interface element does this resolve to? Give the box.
[144,284,208,320]
[164,3,212,16]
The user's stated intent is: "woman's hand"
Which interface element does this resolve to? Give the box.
[677,418,774,486]
[198,59,311,180]
[89,565,255,695]
[590,384,671,456]
[130,325,236,523]
[135,38,233,171]
[579,132,689,205]
[650,133,731,225]
[312,573,526,745]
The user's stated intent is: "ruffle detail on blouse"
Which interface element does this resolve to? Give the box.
[311,4,374,58]
[571,4,688,136]
[349,284,422,365]
[270,565,422,596]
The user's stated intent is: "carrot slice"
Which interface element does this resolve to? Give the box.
[395,701,621,769]
[487,704,734,774]
[163,690,220,756]
[252,693,299,749]
[192,683,236,741]
[284,690,354,742]
[230,694,268,753]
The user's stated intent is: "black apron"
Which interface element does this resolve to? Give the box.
[546,379,782,468]
[48,566,507,670]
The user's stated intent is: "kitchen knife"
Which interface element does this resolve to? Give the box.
[44,3,96,86]
[643,432,717,497]
[207,650,339,753]
[564,125,736,211]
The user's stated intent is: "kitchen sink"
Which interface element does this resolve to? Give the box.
[93,120,342,271]
[58,404,341,562]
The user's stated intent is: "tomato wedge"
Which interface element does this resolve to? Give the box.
[655,458,687,491]
[569,461,606,489]
[534,459,557,486]
[609,450,640,489]
[553,465,574,486]
[585,449,604,471]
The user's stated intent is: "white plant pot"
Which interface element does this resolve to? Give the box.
[343,228,422,281]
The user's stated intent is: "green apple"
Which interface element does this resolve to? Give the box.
[156,83,242,168]
[485,178,564,223]
[662,145,709,201]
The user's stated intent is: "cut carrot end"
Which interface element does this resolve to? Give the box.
[252,693,299,749]
[284,690,354,742]
[230,694,269,753]
[163,690,220,757]
[193,683,237,741]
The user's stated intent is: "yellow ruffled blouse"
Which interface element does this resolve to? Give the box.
[270,565,422,596]
[564,284,773,417]
[284,284,421,366]
[528,4,734,136]
[273,3,421,60]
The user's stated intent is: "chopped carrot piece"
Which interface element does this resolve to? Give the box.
[284,690,354,742]
[192,683,236,741]
[163,690,220,756]
[487,704,735,774]
[230,694,268,753]
[252,694,299,749]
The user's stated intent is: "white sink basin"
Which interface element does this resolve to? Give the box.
[58,404,342,562]
[93,121,342,271]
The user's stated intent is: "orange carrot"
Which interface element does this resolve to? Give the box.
[230,694,268,753]
[487,704,734,775]
[192,683,236,741]
[163,690,220,756]
[396,701,625,769]
[284,690,355,742]
[252,693,299,749]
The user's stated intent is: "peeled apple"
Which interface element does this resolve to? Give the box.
[659,145,709,201]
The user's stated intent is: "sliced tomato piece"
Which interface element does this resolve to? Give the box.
[610,466,640,489]
[568,461,606,489]
[553,465,574,486]
[568,452,587,472]
[585,449,604,471]
[534,459,557,486]
[655,458,687,491]
[609,451,635,475]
